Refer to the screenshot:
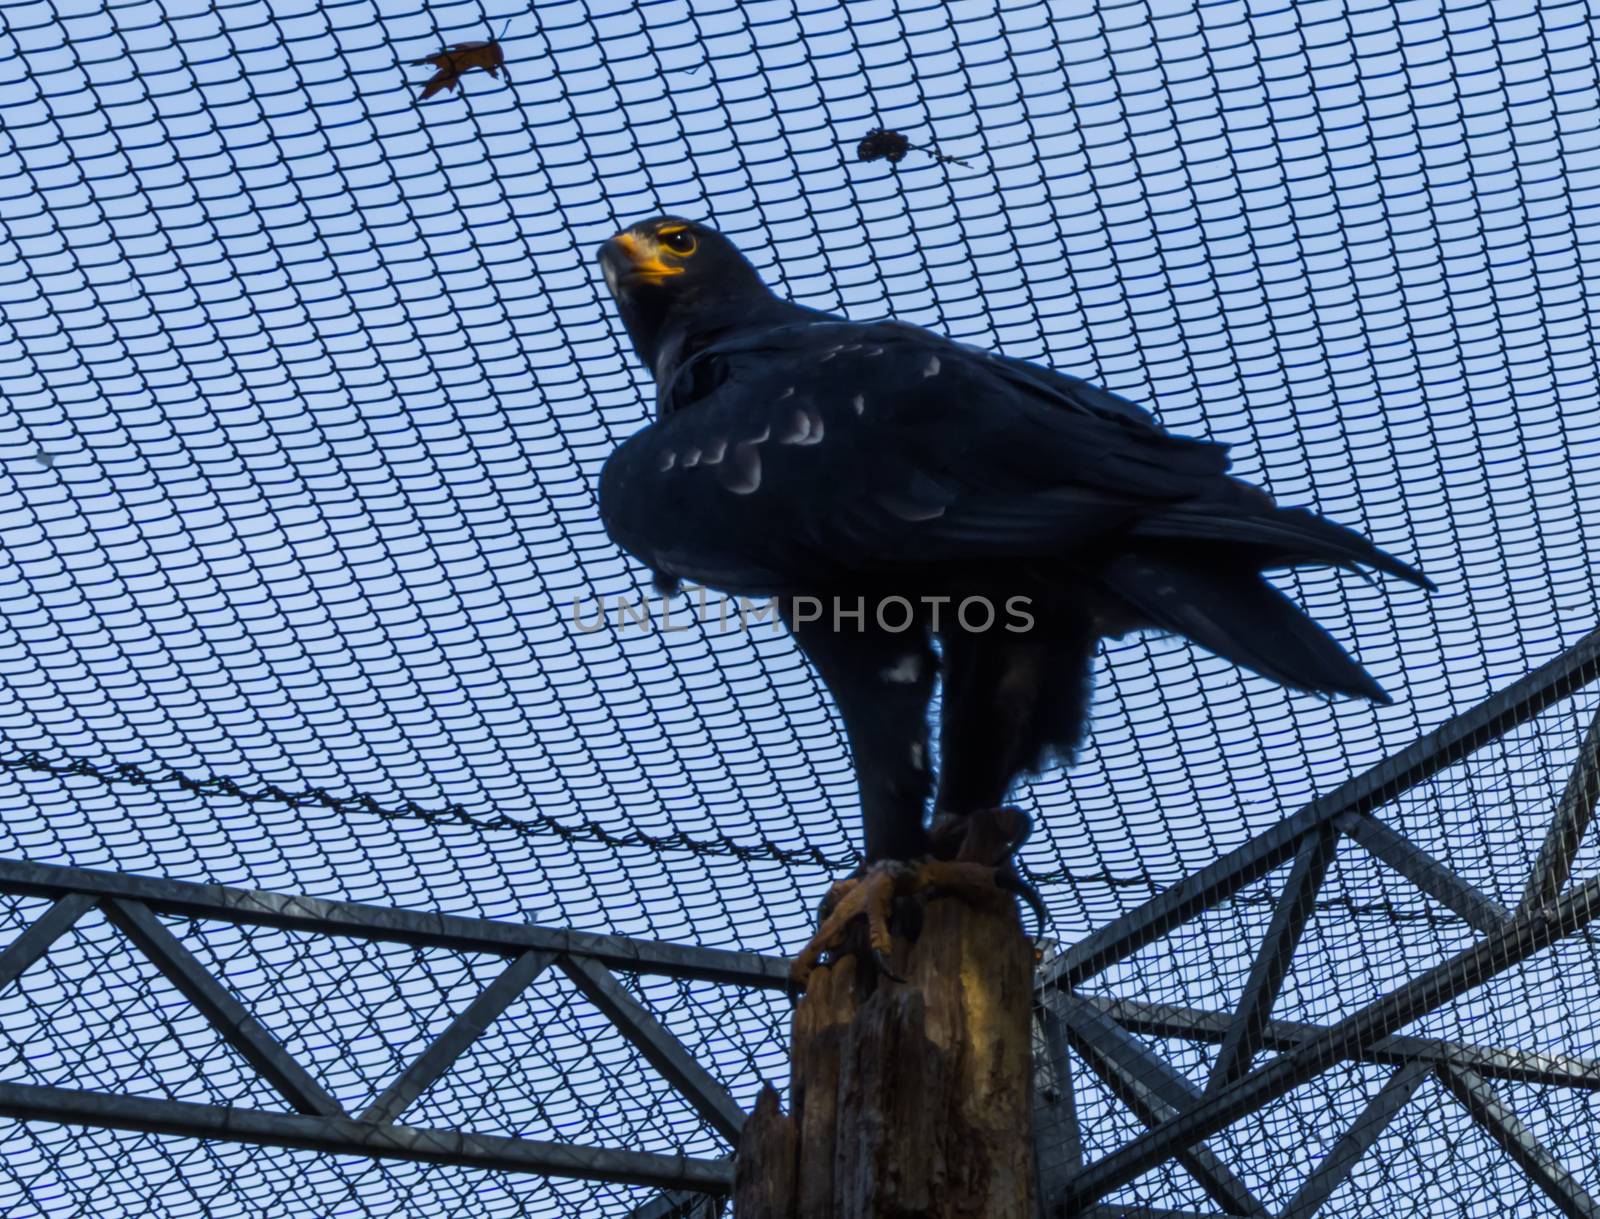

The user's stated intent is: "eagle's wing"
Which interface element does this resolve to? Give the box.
[598,319,1235,595]
[962,336,1430,585]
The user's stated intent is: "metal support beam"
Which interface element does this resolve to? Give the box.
[1080,1209,1227,1219]
[1034,999,1083,1217]
[1208,826,1337,1092]
[359,950,556,1125]
[0,858,788,991]
[1083,994,1600,1092]
[558,954,746,1144]
[0,862,756,1186]
[0,1080,734,1191]
[1435,1062,1600,1219]
[103,897,345,1119]
[1277,1061,1429,1219]
[1055,993,1265,1216]
[0,892,97,993]
[1335,813,1510,933]
[1059,867,1600,1213]
[1045,626,1600,993]
[1522,705,1600,915]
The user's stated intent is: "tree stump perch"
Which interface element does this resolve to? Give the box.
[735,888,1036,1218]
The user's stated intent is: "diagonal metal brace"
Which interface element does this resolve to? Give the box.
[360,949,556,1125]
[103,897,344,1118]
[0,893,98,994]
[1208,826,1338,1092]
[1436,1061,1600,1219]
[1521,704,1600,915]
[1054,992,1265,1216]
[558,954,746,1144]
[1278,1060,1429,1219]
[1335,812,1510,933]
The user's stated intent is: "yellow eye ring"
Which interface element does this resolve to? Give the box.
[658,228,697,256]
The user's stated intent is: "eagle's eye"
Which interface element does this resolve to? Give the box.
[658,228,697,256]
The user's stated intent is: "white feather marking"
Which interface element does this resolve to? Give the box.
[721,443,762,494]
[777,408,811,445]
[701,438,727,465]
[680,447,701,469]
[880,654,922,684]
[909,743,926,770]
[851,394,865,415]
[921,354,941,378]
[658,450,677,471]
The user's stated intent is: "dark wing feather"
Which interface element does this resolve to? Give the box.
[985,350,1161,429]
[599,320,1231,595]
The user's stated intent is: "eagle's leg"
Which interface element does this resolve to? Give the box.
[927,804,1048,938]
[924,628,1095,934]
[783,604,936,992]
[928,805,1048,935]
[783,601,937,861]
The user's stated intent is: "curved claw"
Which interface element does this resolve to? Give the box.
[995,862,1049,939]
[871,947,906,984]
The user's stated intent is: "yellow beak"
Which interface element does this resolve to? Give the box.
[612,232,685,283]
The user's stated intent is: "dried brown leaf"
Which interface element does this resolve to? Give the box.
[411,40,506,101]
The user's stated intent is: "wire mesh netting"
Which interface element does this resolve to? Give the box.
[2,0,1599,1215]
[1042,684,1600,1215]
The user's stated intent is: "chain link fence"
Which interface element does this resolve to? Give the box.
[2,1,1599,1214]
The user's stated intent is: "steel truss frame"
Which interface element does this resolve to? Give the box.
[0,856,786,1195]
[0,629,1598,1218]
[1042,624,1600,1217]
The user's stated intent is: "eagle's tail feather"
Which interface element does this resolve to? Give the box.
[1104,557,1391,703]
[1132,503,1435,592]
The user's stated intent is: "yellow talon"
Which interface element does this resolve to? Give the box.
[788,866,902,992]
[788,809,1037,995]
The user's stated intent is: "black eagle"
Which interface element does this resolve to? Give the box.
[596,216,1430,956]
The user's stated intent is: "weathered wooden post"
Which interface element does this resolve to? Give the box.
[735,817,1037,1218]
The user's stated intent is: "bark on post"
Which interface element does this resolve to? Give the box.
[734,889,1036,1218]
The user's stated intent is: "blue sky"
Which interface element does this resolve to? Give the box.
[1,0,1599,1214]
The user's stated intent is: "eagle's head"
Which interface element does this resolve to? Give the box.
[598,216,778,385]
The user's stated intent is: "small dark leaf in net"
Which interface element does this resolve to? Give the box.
[857,128,911,164]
